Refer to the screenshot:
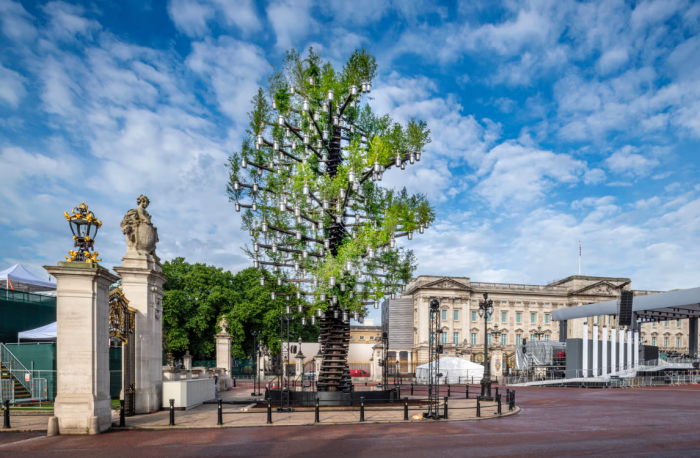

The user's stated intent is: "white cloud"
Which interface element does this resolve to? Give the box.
[0,61,27,107]
[186,37,269,124]
[605,146,659,177]
[267,0,318,50]
[0,0,36,41]
[597,46,629,75]
[167,0,261,37]
[42,1,101,41]
[583,168,606,184]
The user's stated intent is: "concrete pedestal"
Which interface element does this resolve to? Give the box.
[44,262,119,434]
[114,253,168,414]
[490,348,503,383]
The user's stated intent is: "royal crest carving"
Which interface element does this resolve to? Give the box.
[121,195,159,257]
[218,315,229,333]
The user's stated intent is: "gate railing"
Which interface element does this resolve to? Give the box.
[0,379,14,404]
[31,378,47,401]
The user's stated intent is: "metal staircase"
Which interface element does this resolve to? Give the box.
[0,343,35,403]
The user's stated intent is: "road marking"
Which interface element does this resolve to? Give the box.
[0,435,47,448]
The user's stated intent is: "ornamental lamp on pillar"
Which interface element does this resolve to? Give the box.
[64,202,102,263]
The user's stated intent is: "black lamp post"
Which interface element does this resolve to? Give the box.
[478,292,494,401]
[251,330,262,396]
[533,325,545,341]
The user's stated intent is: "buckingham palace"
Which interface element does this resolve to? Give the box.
[382,274,676,373]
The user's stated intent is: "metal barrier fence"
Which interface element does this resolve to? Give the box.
[154,389,517,427]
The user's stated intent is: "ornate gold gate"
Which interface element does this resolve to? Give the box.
[109,288,136,416]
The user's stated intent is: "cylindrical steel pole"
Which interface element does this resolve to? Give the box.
[267,398,272,424]
[360,397,365,422]
[443,396,448,420]
[3,400,10,429]
[315,398,320,423]
[217,399,223,425]
[169,399,175,426]
[404,397,409,421]
[119,399,125,427]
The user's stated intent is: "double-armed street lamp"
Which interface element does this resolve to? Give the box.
[533,325,546,341]
[478,292,494,401]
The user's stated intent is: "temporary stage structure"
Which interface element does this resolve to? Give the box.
[0,264,56,293]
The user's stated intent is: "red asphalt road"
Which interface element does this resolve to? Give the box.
[2,383,700,457]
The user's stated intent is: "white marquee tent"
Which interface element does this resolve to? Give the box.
[0,264,56,293]
[17,322,57,342]
[416,357,485,384]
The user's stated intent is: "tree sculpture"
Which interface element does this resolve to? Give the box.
[228,48,435,392]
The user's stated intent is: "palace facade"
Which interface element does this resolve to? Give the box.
[384,275,676,368]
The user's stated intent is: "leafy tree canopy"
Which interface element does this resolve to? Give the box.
[162,258,318,360]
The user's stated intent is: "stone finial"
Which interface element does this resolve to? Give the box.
[218,315,229,333]
[121,195,159,258]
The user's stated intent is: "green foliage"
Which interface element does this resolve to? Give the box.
[162,258,318,360]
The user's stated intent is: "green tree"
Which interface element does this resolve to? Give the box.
[162,258,318,361]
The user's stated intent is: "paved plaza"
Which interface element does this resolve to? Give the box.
[2,384,700,456]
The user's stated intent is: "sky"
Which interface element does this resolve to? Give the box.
[1,0,700,325]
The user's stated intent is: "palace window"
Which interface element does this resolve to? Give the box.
[677,337,681,348]
[472,311,477,322]
[471,333,477,345]
[453,332,459,344]
[488,314,492,322]
[531,313,536,324]
[545,314,550,324]
[454,310,459,321]
[677,320,681,327]
[369,336,374,340]
[653,322,657,327]
[545,335,550,341]
[359,336,365,340]
[501,334,507,345]
[488,334,492,345]
[516,334,522,345]
[502,312,507,323]
[531,333,535,341]
[442,310,447,320]
[442,332,447,344]
[665,321,669,327]
[516,313,522,324]
[664,337,669,347]
[652,337,657,346]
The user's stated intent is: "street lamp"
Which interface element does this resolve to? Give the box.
[533,325,545,341]
[492,323,503,345]
[478,292,494,401]
[63,202,102,263]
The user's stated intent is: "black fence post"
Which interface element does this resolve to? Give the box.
[315,398,320,423]
[397,386,400,399]
[466,384,469,399]
[497,394,502,416]
[404,397,409,421]
[360,397,365,422]
[476,396,481,418]
[233,378,237,388]
[217,399,223,425]
[448,384,451,397]
[169,399,175,426]
[495,387,499,398]
[119,399,125,427]
[267,398,272,424]
[3,400,10,429]
[411,383,414,395]
[443,396,448,420]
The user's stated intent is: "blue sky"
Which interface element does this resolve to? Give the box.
[1,0,700,323]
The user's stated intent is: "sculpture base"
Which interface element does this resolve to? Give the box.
[268,388,397,407]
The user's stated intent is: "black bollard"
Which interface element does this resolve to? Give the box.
[397,386,400,399]
[267,398,272,424]
[119,399,125,427]
[497,394,502,415]
[411,383,414,395]
[360,397,365,422]
[217,399,223,425]
[315,398,320,423]
[233,378,237,388]
[3,400,10,429]
[169,399,175,426]
[476,396,481,418]
[495,387,499,397]
[443,396,448,420]
[404,397,409,421]
[466,385,469,399]
[448,384,451,397]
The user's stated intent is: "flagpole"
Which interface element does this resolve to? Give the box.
[579,241,581,275]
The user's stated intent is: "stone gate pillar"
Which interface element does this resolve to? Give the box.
[44,262,119,434]
[113,195,167,414]
[215,316,233,388]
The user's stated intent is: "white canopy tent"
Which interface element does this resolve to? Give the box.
[0,264,56,293]
[17,322,57,342]
[415,357,484,384]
